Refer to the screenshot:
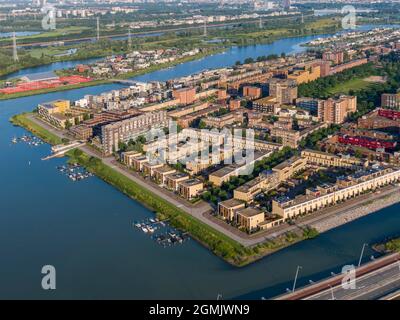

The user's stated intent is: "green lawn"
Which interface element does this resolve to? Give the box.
[327,78,373,95]
[10,113,63,145]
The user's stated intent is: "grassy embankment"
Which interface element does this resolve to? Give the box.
[10,113,63,145]
[11,112,320,266]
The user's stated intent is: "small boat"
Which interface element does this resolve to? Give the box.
[147,226,155,233]
[141,226,149,233]
[149,218,155,223]
[12,137,17,144]
[135,223,141,228]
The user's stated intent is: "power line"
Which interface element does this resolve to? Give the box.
[96,16,100,41]
[12,31,18,62]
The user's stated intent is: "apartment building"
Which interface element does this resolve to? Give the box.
[218,199,246,220]
[172,87,196,105]
[301,149,366,168]
[322,51,344,65]
[38,100,85,129]
[165,172,190,191]
[252,96,281,114]
[152,165,177,185]
[272,156,308,182]
[381,93,400,109]
[273,167,400,219]
[235,207,265,232]
[177,179,204,200]
[318,96,357,124]
[268,78,298,104]
[209,151,272,186]
[233,171,280,202]
[287,65,320,84]
[121,151,143,167]
[100,111,168,155]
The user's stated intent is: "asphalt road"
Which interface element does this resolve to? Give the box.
[305,261,400,300]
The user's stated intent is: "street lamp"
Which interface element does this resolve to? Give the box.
[358,243,368,267]
[292,265,303,292]
[329,285,336,300]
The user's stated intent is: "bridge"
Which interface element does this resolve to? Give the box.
[110,79,140,86]
[275,252,400,300]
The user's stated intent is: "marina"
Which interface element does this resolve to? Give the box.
[133,218,190,247]
[11,135,44,147]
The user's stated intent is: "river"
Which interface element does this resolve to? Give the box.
[0,28,399,299]
[5,24,396,81]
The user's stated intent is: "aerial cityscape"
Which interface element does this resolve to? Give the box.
[1,0,400,306]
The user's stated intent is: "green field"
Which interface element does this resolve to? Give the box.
[327,78,375,95]
[10,113,63,145]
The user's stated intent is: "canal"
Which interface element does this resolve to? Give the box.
[0,28,399,300]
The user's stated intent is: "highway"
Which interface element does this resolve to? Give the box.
[305,260,400,300]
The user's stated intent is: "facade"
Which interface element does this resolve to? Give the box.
[209,151,272,186]
[152,165,176,184]
[142,161,164,177]
[131,155,149,171]
[272,156,308,182]
[218,199,246,221]
[268,78,298,104]
[287,65,320,84]
[242,86,262,100]
[301,149,366,168]
[273,167,400,219]
[203,112,243,129]
[329,58,368,75]
[100,111,168,155]
[69,124,93,140]
[318,96,357,124]
[296,97,323,116]
[322,51,344,65]
[235,207,265,232]
[270,127,301,148]
[37,100,85,129]
[165,172,190,191]
[233,171,280,202]
[121,151,143,167]
[252,96,280,114]
[172,87,196,105]
[381,93,400,109]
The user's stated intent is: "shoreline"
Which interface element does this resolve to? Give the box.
[313,190,400,234]
[10,112,400,267]
[0,49,222,101]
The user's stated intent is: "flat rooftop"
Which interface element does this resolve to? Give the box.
[219,198,244,208]
[237,207,263,218]
[273,156,303,171]
[180,179,203,187]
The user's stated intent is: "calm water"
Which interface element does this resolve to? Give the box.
[0,31,41,38]
[0,29,399,299]
[4,24,396,81]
